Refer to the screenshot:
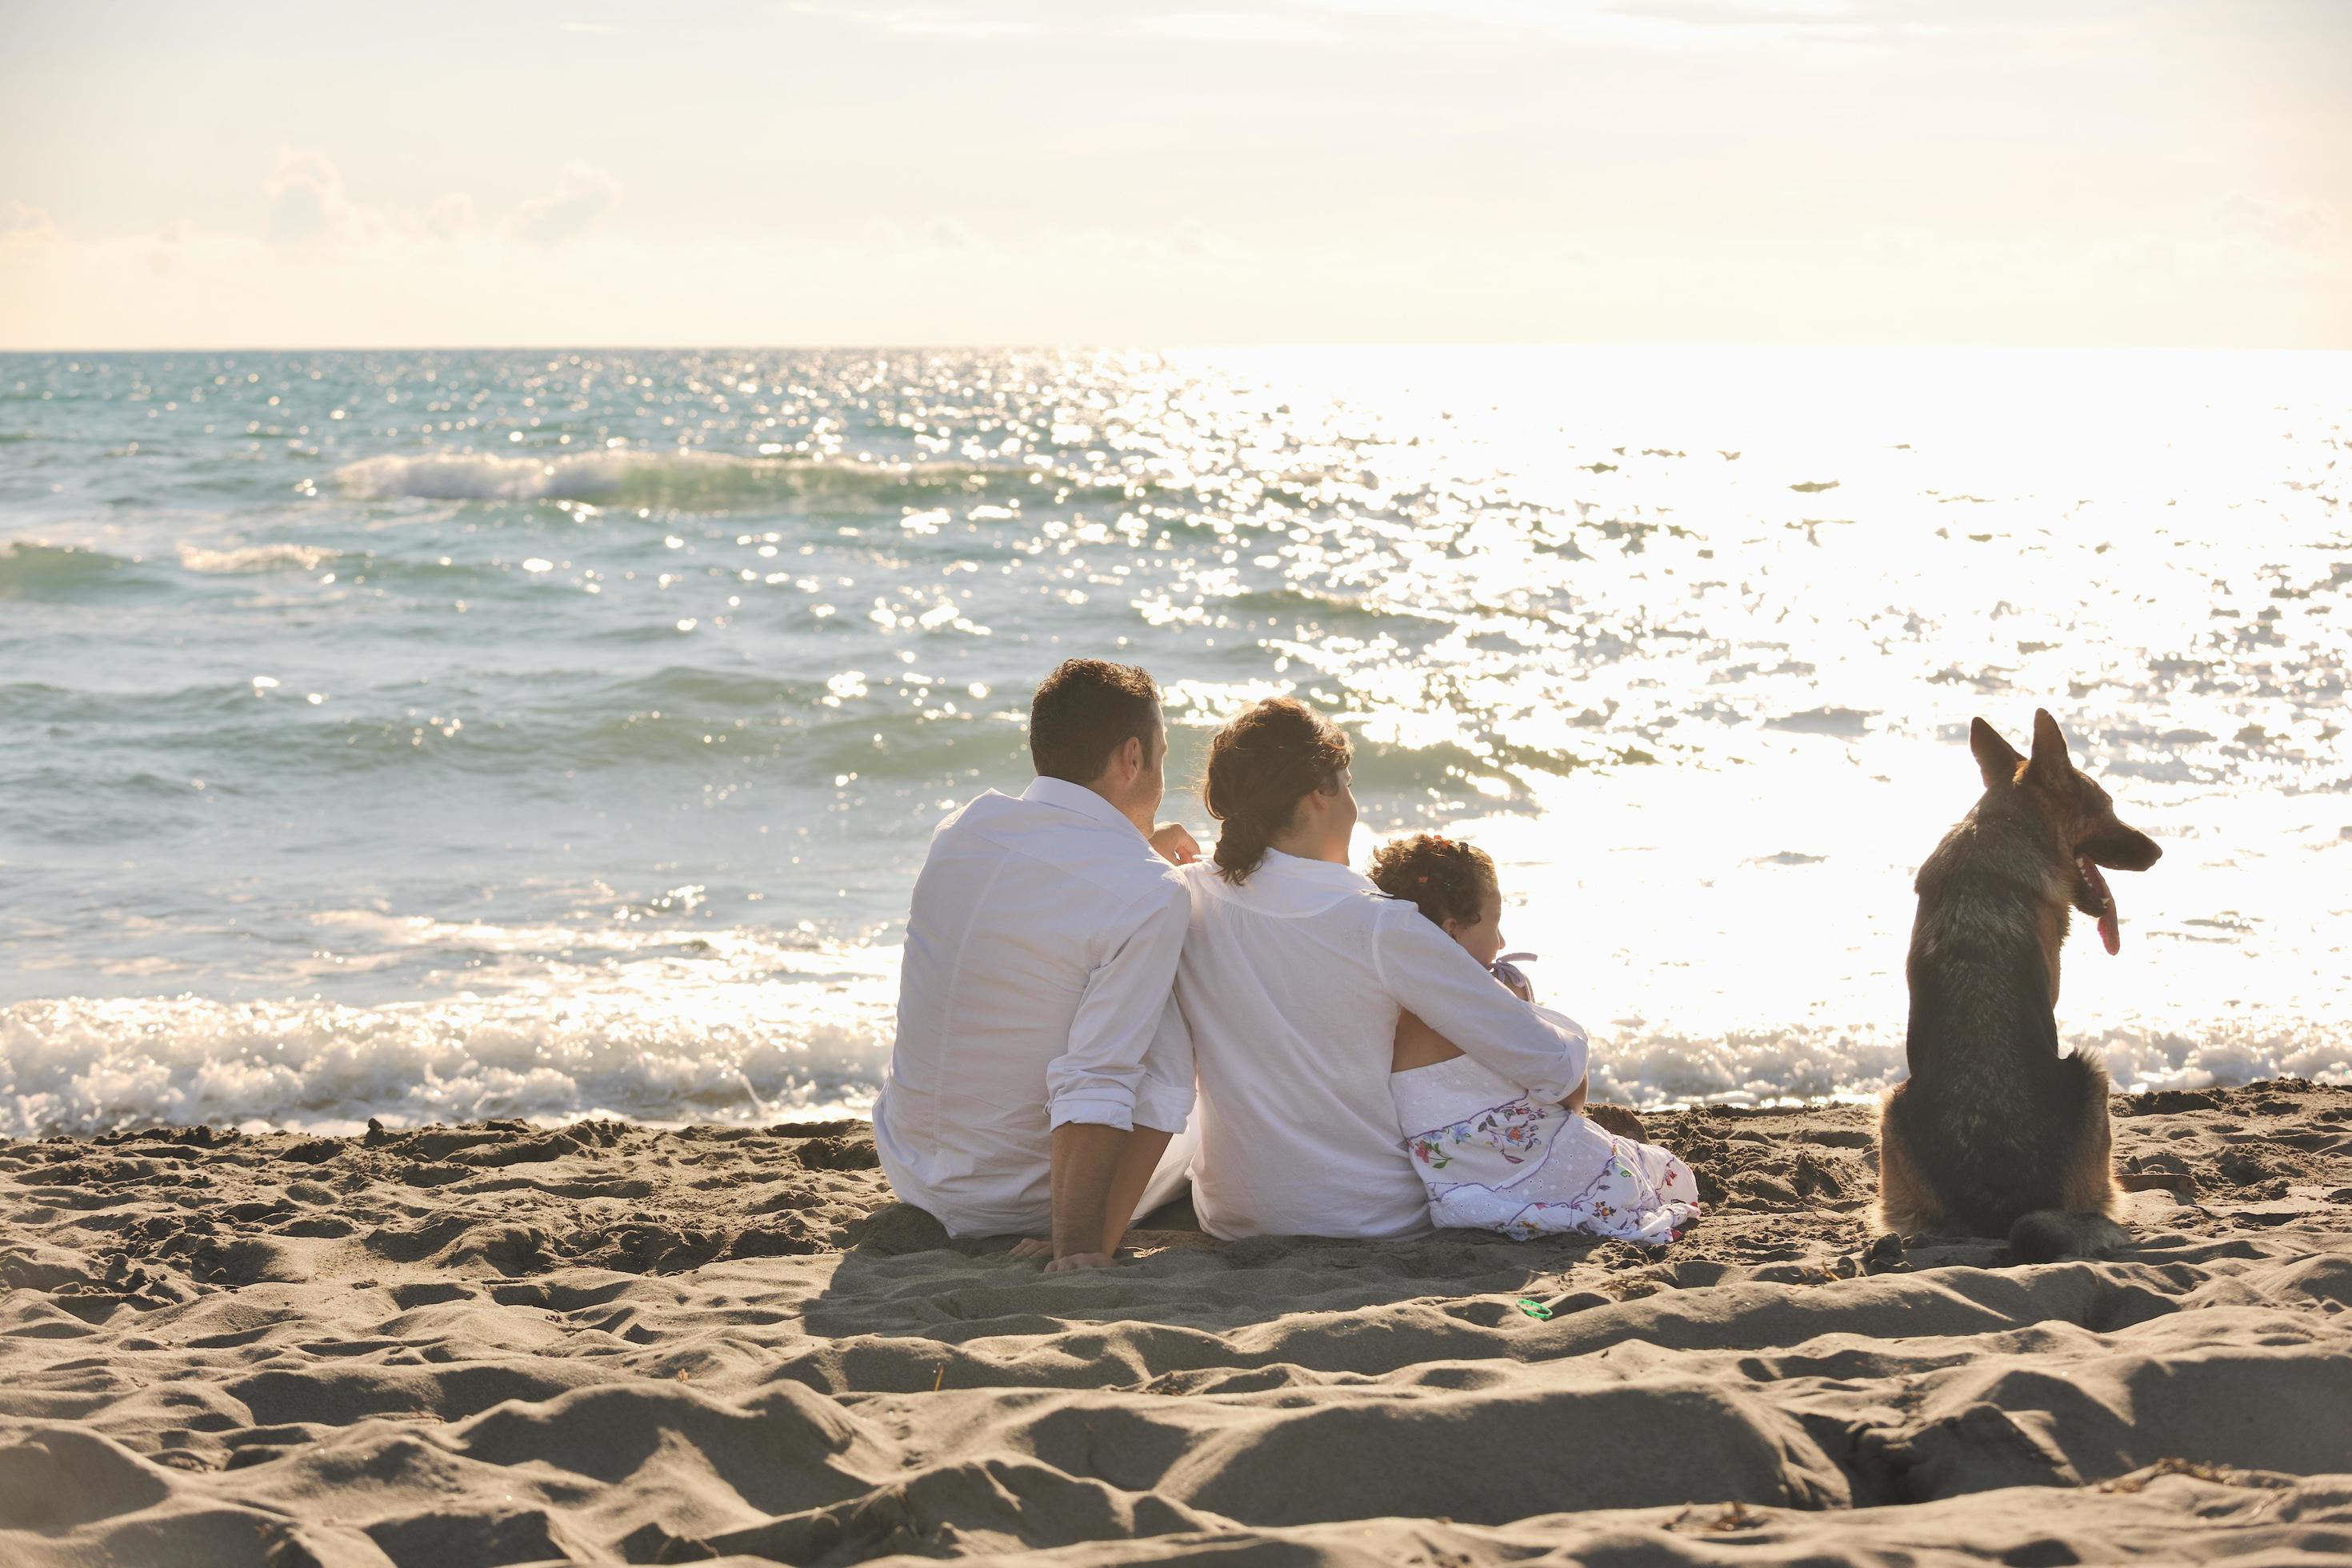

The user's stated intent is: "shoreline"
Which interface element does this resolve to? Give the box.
[2,1080,2348,1563]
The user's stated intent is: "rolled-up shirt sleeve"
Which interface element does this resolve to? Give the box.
[1131,992,1196,1134]
[1044,876,1190,1131]
[1373,904,1588,1102]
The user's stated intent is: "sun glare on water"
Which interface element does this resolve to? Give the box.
[1,346,2345,1131]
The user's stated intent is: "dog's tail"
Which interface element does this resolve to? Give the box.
[2009,1210,2129,1264]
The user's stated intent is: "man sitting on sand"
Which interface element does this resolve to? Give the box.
[872,658,1199,1270]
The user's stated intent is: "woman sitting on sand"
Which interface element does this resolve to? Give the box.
[1165,697,1593,1240]
[1369,833,1702,1245]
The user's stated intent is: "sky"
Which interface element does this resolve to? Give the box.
[1,0,2346,349]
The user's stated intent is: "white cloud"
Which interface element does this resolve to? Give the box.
[510,162,622,243]
[426,194,476,240]
[262,152,491,249]
[1245,0,2139,55]
[1166,217,1246,261]
[789,3,1044,38]
[882,9,1043,38]
[846,215,999,257]
[266,150,385,244]
[2,202,61,246]
[2,83,2345,351]
[4,204,2344,350]
[1131,11,1339,44]
[923,215,980,250]
[774,0,2140,54]
[2214,194,2338,254]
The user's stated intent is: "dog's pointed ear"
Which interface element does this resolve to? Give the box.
[2027,708,2072,784]
[1969,718,2023,790]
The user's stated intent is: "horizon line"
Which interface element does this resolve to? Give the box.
[5,342,2346,356]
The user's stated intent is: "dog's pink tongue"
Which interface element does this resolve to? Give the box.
[2078,854,2120,955]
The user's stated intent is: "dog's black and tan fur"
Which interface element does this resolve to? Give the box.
[1878,710,2161,1262]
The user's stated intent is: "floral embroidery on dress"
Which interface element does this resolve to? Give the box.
[1406,1098,1548,1172]
[1472,1100,1547,1164]
[1396,1059,1704,1248]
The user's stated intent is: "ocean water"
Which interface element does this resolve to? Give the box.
[2,346,2347,1137]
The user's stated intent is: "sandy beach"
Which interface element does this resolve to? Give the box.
[2,1080,2348,1565]
[9,1,2348,1561]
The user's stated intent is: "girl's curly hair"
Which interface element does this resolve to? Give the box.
[1368,833,1498,930]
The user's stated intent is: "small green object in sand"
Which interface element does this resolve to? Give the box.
[1516,1298,1553,1320]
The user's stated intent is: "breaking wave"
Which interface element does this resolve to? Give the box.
[6,987,2333,1138]
[333,449,1150,512]
[0,984,894,1138]
[177,542,340,574]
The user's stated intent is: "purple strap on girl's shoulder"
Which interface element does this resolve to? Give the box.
[1490,953,1537,1000]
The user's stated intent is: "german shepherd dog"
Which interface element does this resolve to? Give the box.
[1878,710,2162,1262]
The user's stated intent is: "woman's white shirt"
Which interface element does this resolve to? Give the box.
[1167,850,1589,1240]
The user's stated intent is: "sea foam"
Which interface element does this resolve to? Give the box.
[178,542,339,573]
[0,988,891,1138]
[3,988,2336,1138]
[335,450,652,502]
[330,449,1118,510]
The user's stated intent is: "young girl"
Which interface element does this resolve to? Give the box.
[1370,834,1703,1245]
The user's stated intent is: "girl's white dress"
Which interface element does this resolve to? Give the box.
[1390,1054,1702,1243]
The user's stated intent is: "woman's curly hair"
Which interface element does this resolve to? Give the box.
[1203,697,1352,883]
[1368,833,1498,930]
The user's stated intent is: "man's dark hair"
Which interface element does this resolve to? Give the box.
[1029,659,1162,784]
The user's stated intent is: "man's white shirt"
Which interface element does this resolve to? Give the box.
[873,777,1194,1238]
